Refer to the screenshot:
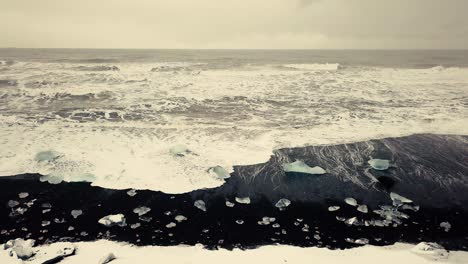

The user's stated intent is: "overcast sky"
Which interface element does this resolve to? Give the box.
[1,0,467,49]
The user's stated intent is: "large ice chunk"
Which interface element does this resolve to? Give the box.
[368,159,390,170]
[4,238,35,260]
[98,214,127,227]
[282,161,326,175]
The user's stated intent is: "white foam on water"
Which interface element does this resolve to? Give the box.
[283,63,341,71]
[1,62,467,193]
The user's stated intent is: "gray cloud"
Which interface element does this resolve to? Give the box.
[0,0,467,49]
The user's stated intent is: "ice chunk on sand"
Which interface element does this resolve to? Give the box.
[357,205,368,213]
[99,253,117,264]
[18,192,29,199]
[354,238,369,245]
[275,198,291,210]
[390,192,413,204]
[98,214,127,227]
[4,238,35,260]
[166,222,176,228]
[71,210,83,219]
[345,217,359,226]
[236,220,244,225]
[35,150,62,163]
[170,145,192,156]
[411,242,449,261]
[235,197,251,204]
[208,166,231,179]
[328,206,340,212]
[368,159,390,170]
[258,217,276,225]
[127,189,137,197]
[7,200,19,208]
[282,161,326,175]
[131,223,141,229]
[225,201,235,207]
[345,198,358,206]
[440,222,451,232]
[175,215,187,222]
[133,206,151,216]
[194,200,207,212]
[40,173,64,184]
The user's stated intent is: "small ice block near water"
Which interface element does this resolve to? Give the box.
[275,198,291,210]
[133,206,151,216]
[40,173,64,184]
[194,200,207,211]
[328,206,340,212]
[282,160,326,175]
[71,209,83,219]
[235,197,251,204]
[18,192,29,199]
[127,189,137,197]
[4,238,35,260]
[345,197,358,206]
[170,144,192,156]
[225,201,235,207]
[208,166,231,179]
[98,214,127,227]
[175,215,187,222]
[368,159,390,170]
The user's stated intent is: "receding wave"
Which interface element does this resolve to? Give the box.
[283,63,341,71]
[74,65,120,71]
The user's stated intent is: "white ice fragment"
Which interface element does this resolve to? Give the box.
[236,220,244,225]
[41,221,50,227]
[328,206,340,212]
[166,222,176,228]
[133,206,151,216]
[411,242,449,261]
[440,222,451,232]
[390,192,413,203]
[130,223,141,229]
[99,253,117,264]
[7,200,19,208]
[275,198,291,210]
[357,205,368,213]
[354,238,369,245]
[98,214,126,227]
[175,215,187,222]
[18,192,29,199]
[71,210,83,219]
[235,197,251,204]
[208,166,231,179]
[282,160,326,175]
[368,159,390,170]
[127,189,137,197]
[194,200,206,211]
[170,145,192,156]
[225,201,235,207]
[68,226,75,231]
[4,238,35,260]
[35,150,62,162]
[40,173,64,184]
[345,217,359,226]
[345,198,358,206]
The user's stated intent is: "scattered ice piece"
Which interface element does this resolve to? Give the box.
[127,189,137,197]
[336,216,346,222]
[166,222,176,228]
[35,150,62,162]
[302,226,309,232]
[41,203,52,208]
[98,214,127,227]
[133,206,151,216]
[354,238,369,245]
[258,217,276,225]
[68,226,75,231]
[345,217,359,226]
[440,222,451,232]
[235,197,251,204]
[18,192,29,199]
[99,253,117,264]
[42,209,51,214]
[402,204,420,212]
[236,220,244,225]
[411,242,449,261]
[71,210,83,219]
[275,198,291,210]
[164,211,172,216]
[131,223,141,229]
[357,205,368,213]
[41,221,50,227]
[328,206,340,212]
[282,160,326,175]
[175,215,187,222]
[54,218,66,224]
[208,166,231,179]
[4,238,35,260]
[7,200,19,208]
[80,231,88,236]
[390,192,413,204]
[170,145,192,156]
[345,198,358,206]
[40,243,76,263]
[272,223,280,228]
[225,201,235,207]
[194,200,206,212]
[139,216,152,222]
[368,159,390,170]
[314,234,321,240]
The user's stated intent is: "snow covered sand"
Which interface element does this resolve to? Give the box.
[1,240,467,264]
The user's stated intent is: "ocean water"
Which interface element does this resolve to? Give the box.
[0,49,467,193]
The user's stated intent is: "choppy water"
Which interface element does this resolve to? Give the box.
[0,49,467,193]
